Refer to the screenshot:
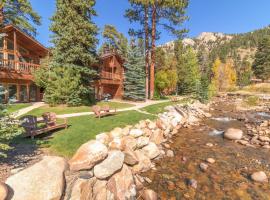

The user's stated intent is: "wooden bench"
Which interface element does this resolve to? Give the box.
[20,112,67,139]
[92,105,116,119]
[170,96,181,102]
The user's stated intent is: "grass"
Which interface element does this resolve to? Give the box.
[7,103,31,114]
[244,96,260,107]
[24,101,135,117]
[141,98,191,115]
[15,110,156,157]
[241,83,270,94]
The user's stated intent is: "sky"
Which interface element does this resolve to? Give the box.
[30,0,270,47]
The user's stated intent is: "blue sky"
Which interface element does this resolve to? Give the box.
[30,0,270,47]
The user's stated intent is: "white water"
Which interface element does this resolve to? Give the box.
[211,117,236,122]
[209,129,224,136]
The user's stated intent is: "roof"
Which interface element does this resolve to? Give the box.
[3,24,49,57]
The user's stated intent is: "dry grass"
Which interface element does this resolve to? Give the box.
[242,83,270,94]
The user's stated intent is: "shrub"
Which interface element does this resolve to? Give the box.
[244,96,259,107]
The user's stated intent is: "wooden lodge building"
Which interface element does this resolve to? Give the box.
[0,25,125,103]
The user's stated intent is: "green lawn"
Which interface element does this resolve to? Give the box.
[24,101,135,117]
[141,98,191,114]
[7,103,32,114]
[17,110,155,157]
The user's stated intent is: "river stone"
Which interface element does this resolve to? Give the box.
[132,150,152,173]
[107,164,136,200]
[94,150,124,179]
[251,171,268,183]
[6,156,68,200]
[137,137,149,148]
[140,189,158,200]
[0,182,8,200]
[224,128,243,140]
[69,140,108,171]
[69,177,96,200]
[124,148,139,166]
[142,142,160,159]
[130,129,144,138]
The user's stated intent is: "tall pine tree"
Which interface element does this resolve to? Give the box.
[252,36,270,81]
[124,41,146,101]
[43,0,98,105]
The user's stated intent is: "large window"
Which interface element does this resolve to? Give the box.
[29,84,37,101]
[20,85,27,102]
[8,85,17,102]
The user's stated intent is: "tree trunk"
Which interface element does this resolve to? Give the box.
[144,5,149,99]
[149,3,157,99]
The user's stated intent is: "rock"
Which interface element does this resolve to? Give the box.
[140,189,158,200]
[107,164,136,200]
[156,119,165,130]
[94,150,124,179]
[121,136,137,150]
[122,126,131,136]
[167,181,175,190]
[188,179,198,189]
[69,140,108,171]
[224,128,243,140]
[251,171,268,183]
[69,178,96,200]
[109,127,123,139]
[130,129,144,138]
[10,167,24,175]
[166,150,174,157]
[206,143,214,147]
[181,156,187,163]
[96,132,110,144]
[6,156,68,200]
[259,136,270,142]
[206,158,215,164]
[143,128,152,137]
[199,163,208,171]
[142,142,160,159]
[134,175,144,190]
[237,140,249,145]
[124,148,139,166]
[137,137,149,148]
[132,150,152,173]
[263,145,270,149]
[93,179,109,200]
[109,138,123,150]
[0,182,8,200]
[148,121,157,130]
[149,129,164,145]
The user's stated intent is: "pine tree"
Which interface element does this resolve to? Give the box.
[124,42,146,101]
[44,0,98,105]
[252,36,270,81]
[0,0,41,35]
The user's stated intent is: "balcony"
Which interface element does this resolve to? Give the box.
[0,59,40,74]
[101,71,122,81]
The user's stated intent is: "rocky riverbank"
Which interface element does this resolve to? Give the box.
[0,101,210,200]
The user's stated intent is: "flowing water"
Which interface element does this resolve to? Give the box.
[142,98,270,200]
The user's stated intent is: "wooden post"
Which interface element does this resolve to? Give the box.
[3,36,7,60]
[26,84,30,102]
[13,30,18,70]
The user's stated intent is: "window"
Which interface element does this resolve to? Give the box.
[8,85,17,102]
[7,40,14,50]
[8,54,15,60]
[0,53,3,59]
[19,47,28,55]
[0,84,6,103]
[0,38,3,49]
[20,85,27,102]
[29,84,37,101]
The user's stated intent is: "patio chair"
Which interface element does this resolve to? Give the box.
[92,105,116,119]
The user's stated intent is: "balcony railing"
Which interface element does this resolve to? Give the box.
[0,59,40,74]
[101,71,122,80]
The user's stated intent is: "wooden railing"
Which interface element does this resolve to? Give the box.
[0,59,40,74]
[101,71,122,80]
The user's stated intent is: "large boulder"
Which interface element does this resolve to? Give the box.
[6,156,68,200]
[94,151,124,179]
[132,150,152,173]
[130,129,143,138]
[69,140,108,171]
[0,182,8,200]
[107,165,136,200]
[96,133,110,145]
[142,142,160,159]
[224,128,243,140]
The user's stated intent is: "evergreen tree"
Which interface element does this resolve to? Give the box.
[124,42,146,101]
[43,0,98,105]
[0,0,41,35]
[176,45,200,95]
[252,36,270,81]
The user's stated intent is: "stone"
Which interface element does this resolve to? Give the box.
[69,140,108,171]
[134,175,144,190]
[0,182,8,200]
[140,189,158,200]
[6,156,68,200]
[109,127,123,139]
[156,119,166,130]
[121,136,137,150]
[69,178,96,200]
[132,150,152,173]
[93,179,108,200]
[224,128,243,140]
[237,140,249,145]
[148,121,157,130]
[137,136,149,148]
[96,132,110,144]
[251,171,268,183]
[199,163,208,171]
[94,150,124,179]
[259,136,270,142]
[263,145,270,149]
[166,150,174,157]
[142,142,160,159]
[122,126,130,136]
[150,129,164,145]
[124,148,139,166]
[206,143,214,147]
[188,179,198,189]
[206,158,215,164]
[109,138,123,150]
[107,164,136,200]
[130,129,144,138]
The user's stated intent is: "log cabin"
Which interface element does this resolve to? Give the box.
[0,24,49,103]
[94,49,125,100]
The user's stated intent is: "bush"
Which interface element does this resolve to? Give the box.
[244,96,259,106]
